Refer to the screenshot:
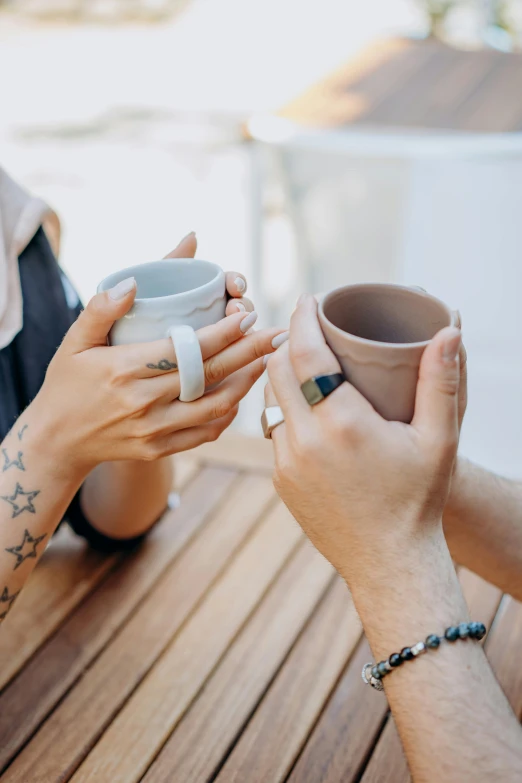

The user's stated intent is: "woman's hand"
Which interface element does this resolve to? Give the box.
[31,234,284,482]
[164,232,255,316]
[34,296,281,480]
[264,294,462,583]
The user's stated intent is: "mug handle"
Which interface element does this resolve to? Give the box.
[168,325,205,403]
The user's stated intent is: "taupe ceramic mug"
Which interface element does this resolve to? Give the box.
[318,284,456,423]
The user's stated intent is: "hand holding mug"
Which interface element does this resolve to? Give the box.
[97,232,255,403]
[264,294,462,583]
[30,235,284,481]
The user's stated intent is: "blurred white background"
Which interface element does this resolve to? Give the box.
[1,0,522,476]
[0,0,423,296]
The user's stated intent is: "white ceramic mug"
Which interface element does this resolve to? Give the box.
[97,259,226,402]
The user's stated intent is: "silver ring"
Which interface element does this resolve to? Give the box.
[261,406,285,439]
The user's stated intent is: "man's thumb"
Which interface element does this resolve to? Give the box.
[63,276,136,353]
[412,326,461,440]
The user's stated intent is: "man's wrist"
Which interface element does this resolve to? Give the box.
[342,525,469,661]
[339,521,446,591]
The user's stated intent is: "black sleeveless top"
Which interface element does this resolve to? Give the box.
[0,228,147,551]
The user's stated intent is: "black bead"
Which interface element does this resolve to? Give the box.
[400,647,414,661]
[377,661,389,677]
[444,626,459,642]
[371,665,381,680]
[389,653,402,667]
[473,622,486,640]
[468,622,481,639]
[458,623,470,639]
[425,634,440,649]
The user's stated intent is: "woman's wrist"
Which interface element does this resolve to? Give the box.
[24,394,92,487]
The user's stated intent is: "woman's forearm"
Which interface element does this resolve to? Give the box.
[80,458,173,540]
[444,458,522,600]
[346,530,522,783]
[0,407,84,622]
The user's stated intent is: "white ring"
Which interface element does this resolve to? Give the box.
[169,325,205,402]
[261,405,285,439]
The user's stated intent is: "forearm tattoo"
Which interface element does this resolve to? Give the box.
[0,424,47,622]
[5,529,47,570]
[2,448,25,472]
[146,359,177,371]
[1,483,40,518]
[0,586,20,621]
[1,426,40,517]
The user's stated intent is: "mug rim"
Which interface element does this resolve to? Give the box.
[318,283,455,349]
[97,258,224,302]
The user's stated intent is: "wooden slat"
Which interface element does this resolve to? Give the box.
[360,568,504,783]
[216,577,362,783]
[2,474,275,783]
[0,451,199,690]
[287,637,387,783]
[70,502,303,783]
[457,60,522,132]
[359,720,411,783]
[277,38,412,129]
[172,453,201,491]
[143,545,335,783]
[426,50,499,130]
[0,467,236,774]
[195,432,275,473]
[0,526,113,690]
[361,46,461,129]
[277,38,522,134]
[485,595,522,718]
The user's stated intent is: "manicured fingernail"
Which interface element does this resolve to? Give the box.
[240,310,258,334]
[235,301,246,313]
[443,328,461,363]
[297,293,308,306]
[234,276,246,294]
[271,331,289,350]
[263,354,270,367]
[182,231,196,242]
[109,277,136,300]
[453,309,462,329]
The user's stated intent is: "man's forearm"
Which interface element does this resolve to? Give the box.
[445,458,522,600]
[0,410,84,622]
[346,530,522,782]
[80,458,173,540]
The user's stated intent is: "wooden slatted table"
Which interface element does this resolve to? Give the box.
[277,37,522,133]
[0,432,521,783]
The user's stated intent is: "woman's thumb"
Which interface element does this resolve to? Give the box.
[412,326,461,440]
[63,277,136,353]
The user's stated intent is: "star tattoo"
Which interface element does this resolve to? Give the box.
[146,359,177,371]
[0,586,20,620]
[18,424,28,441]
[5,529,47,570]
[2,448,25,472]
[1,482,39,518]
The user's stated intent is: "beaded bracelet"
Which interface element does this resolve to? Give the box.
[362,621,487,691]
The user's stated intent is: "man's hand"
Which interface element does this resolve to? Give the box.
[263,295,522,783]
[264,293,461,582]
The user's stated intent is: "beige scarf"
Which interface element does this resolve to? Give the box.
[0,167,60,350]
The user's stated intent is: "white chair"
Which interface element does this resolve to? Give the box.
[247,117,522,476]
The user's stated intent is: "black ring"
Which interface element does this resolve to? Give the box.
[300,372,345,406]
